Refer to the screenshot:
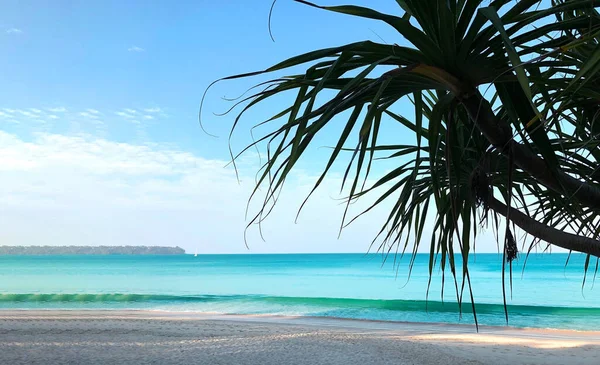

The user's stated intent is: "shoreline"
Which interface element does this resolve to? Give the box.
[1,310,599,364]
[2,308,598,335]
[4,309,600,343]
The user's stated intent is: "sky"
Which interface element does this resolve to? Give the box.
[0,0,511,254]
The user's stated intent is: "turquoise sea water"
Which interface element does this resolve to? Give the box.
[1,253,599,330]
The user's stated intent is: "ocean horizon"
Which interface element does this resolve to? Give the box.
[1,253,599,330]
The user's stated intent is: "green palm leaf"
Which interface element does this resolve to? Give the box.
[206,0,600,329]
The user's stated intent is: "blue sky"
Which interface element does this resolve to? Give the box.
[0,0,511,254]
[1,0,404,155]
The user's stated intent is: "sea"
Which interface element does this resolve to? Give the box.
[1,253,600,330]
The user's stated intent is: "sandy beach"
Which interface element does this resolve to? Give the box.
[0,311,598,364]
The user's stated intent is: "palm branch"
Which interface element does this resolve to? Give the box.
[204,0,600,327]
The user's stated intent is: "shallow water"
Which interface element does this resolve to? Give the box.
[1,253,598,330]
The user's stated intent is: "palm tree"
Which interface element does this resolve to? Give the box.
[204,0,600,325]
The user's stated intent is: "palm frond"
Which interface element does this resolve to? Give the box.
[206,0,600,328]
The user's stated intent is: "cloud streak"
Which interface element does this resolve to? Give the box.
[18,110,36,118]
[47,107,67,113]
[79,112,100,119]
[128,46,145,52]
[6,28,22,34]
[0,106,166,134]
[116,111,135,119]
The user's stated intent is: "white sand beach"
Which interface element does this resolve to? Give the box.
[0,311,599,364]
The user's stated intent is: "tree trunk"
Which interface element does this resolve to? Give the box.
[461,91,600,210]
[488,197,600,257]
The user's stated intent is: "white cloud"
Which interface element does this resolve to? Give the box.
[48,115,59,120]
[0,130,403,254]
[6,28,22,34]
[0,131,222,179]
[115,111,134,119]
[1,108,60,120]
[124,108,138,114]
[79,112,99,119]
[143,107,161,113]
[143,115,154,120]
[17,110,36,118]
[128,46,145,52]
[86,109,100,114]
[47,107,67,113]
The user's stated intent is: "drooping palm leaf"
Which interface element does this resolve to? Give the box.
[205,0,600,328]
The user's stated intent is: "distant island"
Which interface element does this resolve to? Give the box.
[0,246,186,255]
